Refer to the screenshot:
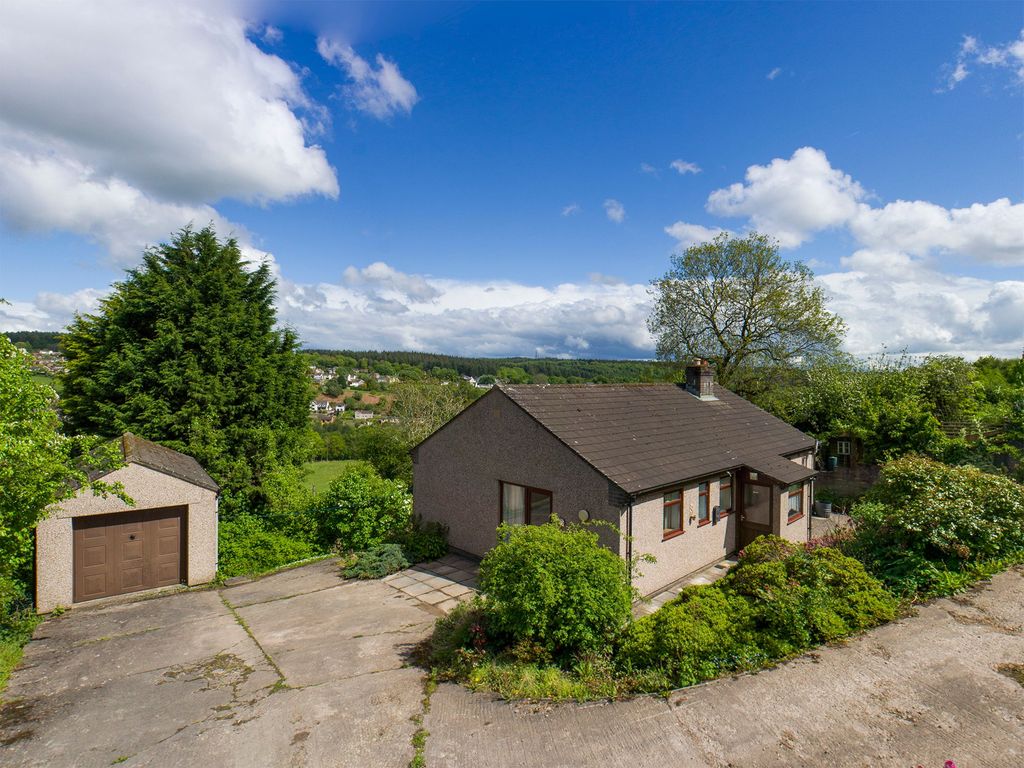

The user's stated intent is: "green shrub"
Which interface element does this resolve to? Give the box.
[848,456,1024,596]
[1,577,42,694]
[727,536,897,653]
[311,464,412,552]
[479,519,632,657]
[341,543,409,580]
[391,516,449,563]
[427,599,489,677]
[618,587,762,687]
[218,514,316,578]
[618,536,897,689]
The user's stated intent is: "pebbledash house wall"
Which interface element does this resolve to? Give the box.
[627,450,813,597]
[35,463,219,613]
[777,451,815,545]
[412,389,624,557]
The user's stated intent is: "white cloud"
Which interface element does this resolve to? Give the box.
[663,222,733,248]
[0,288,108,332]
[562,203,581,217]
[640,162,658,176]
[670,159,701,175]
[0,0,338,264]
[274,265,655,357]
[262,25,283,45]
[849,197,1024,266]
[766,67,782,80]
[317,37,419,120]
[604,199,626,223]
[818,251,1024,357]
[706,147,866,247]
[701,146,1024,265]
[940,29,1024,91]
[668,145,1024,357]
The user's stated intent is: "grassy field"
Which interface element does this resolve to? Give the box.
[30,372,61,393]
[302,460,363,492]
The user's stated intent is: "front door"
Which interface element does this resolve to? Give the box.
[737,471,773,549]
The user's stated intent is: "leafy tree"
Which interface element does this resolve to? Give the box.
[352,424,414,486]
[496,366,530,384]
[323,378,346,397]
[60,226,314,512]
[389,380,481,446]
[648,232,846,394]
[0,333,123,581]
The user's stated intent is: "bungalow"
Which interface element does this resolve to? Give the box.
[412,361,816,596]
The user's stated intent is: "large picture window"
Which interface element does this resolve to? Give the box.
[663,490,683,539]
[500,481,552,526]
[697,482,710,526]
[787,482,804,523]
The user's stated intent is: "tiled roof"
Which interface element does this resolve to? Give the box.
[499,383,815,494]
[86,433,219,492]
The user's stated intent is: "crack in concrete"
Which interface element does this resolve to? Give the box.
[222,581,350,610]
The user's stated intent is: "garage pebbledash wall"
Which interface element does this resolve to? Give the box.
[35,463,218,613]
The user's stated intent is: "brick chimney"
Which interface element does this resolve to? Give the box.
[684,358,717,400]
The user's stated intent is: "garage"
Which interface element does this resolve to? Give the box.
[35,433,219,613]
[73,505,187,602]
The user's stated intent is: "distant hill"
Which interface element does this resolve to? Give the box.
[4,331,63,351]
[304,348,673,383]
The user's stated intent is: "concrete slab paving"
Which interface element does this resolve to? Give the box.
[4,560,1022,768]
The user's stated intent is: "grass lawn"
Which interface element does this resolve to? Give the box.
[302,460,363,492]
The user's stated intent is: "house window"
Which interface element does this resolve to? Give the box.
[500,482,552,526]
[787,483,804,523]
[836,439,851,456]
[718,475,733,514]
[663,490,683,539]
[697,482,710,526]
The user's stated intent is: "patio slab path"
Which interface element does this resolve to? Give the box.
[383,552,480,613]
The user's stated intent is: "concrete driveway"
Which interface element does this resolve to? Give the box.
[3,562,1022,768]
[1,560,435,768]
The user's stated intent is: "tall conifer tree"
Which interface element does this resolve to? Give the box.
[61,227,313,511]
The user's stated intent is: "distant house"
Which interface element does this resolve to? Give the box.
[412,361,816,596]
[353,410,375,420]
[35,434,219,613]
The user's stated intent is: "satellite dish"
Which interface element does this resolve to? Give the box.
[577,509,590,522]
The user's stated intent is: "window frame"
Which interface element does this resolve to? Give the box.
[697,482,710,526]
[718,475,733,516]
[787,482,804,524]
[836,439,852,456]
[662,489,684,540]
[499,480,553,526]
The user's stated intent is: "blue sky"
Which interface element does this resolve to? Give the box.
[0,1,1021,358]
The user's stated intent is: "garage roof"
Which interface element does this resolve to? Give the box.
[88,433,219,492]
[499,383,816,494]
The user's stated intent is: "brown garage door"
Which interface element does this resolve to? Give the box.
[73,506,186,603]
